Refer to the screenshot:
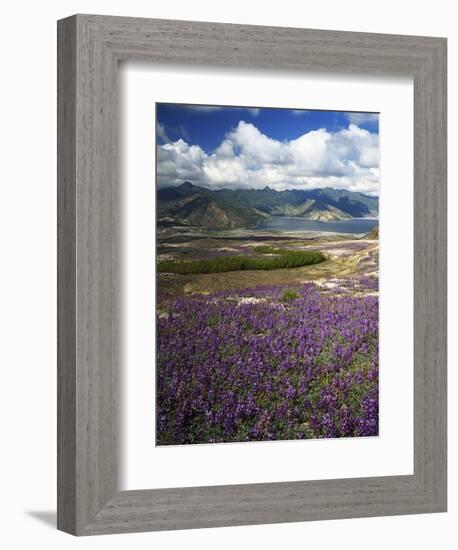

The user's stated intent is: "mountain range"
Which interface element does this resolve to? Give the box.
[157,182,379,230]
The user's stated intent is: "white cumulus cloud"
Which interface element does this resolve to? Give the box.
[157,121,379,195]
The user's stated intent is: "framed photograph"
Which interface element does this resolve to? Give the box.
[57,14,447,535]
[154,102,380,447]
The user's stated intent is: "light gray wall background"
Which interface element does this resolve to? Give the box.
[1,0,455,548]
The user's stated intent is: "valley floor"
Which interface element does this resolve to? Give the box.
[157,227,378,300]
[156,227,379,445]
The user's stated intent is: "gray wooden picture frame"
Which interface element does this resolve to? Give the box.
[57,14,447,536]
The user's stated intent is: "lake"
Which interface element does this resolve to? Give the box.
[254,217,378,234]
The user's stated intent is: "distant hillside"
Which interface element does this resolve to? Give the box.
[366,225,379,240]
[157,182,379,230]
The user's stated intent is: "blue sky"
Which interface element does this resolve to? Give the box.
[156,103,379,195]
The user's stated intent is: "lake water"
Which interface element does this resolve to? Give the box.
[254,217,378,234]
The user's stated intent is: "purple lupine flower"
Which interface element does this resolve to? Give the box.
[156,281,379,445]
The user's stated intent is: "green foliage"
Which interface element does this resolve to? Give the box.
[281,289,300,303]
[158,250,326,275]
[253,245,278,254]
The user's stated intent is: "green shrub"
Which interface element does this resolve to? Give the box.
[281,289,300,303]
[253,245,277,254]
[158,250,326,275]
